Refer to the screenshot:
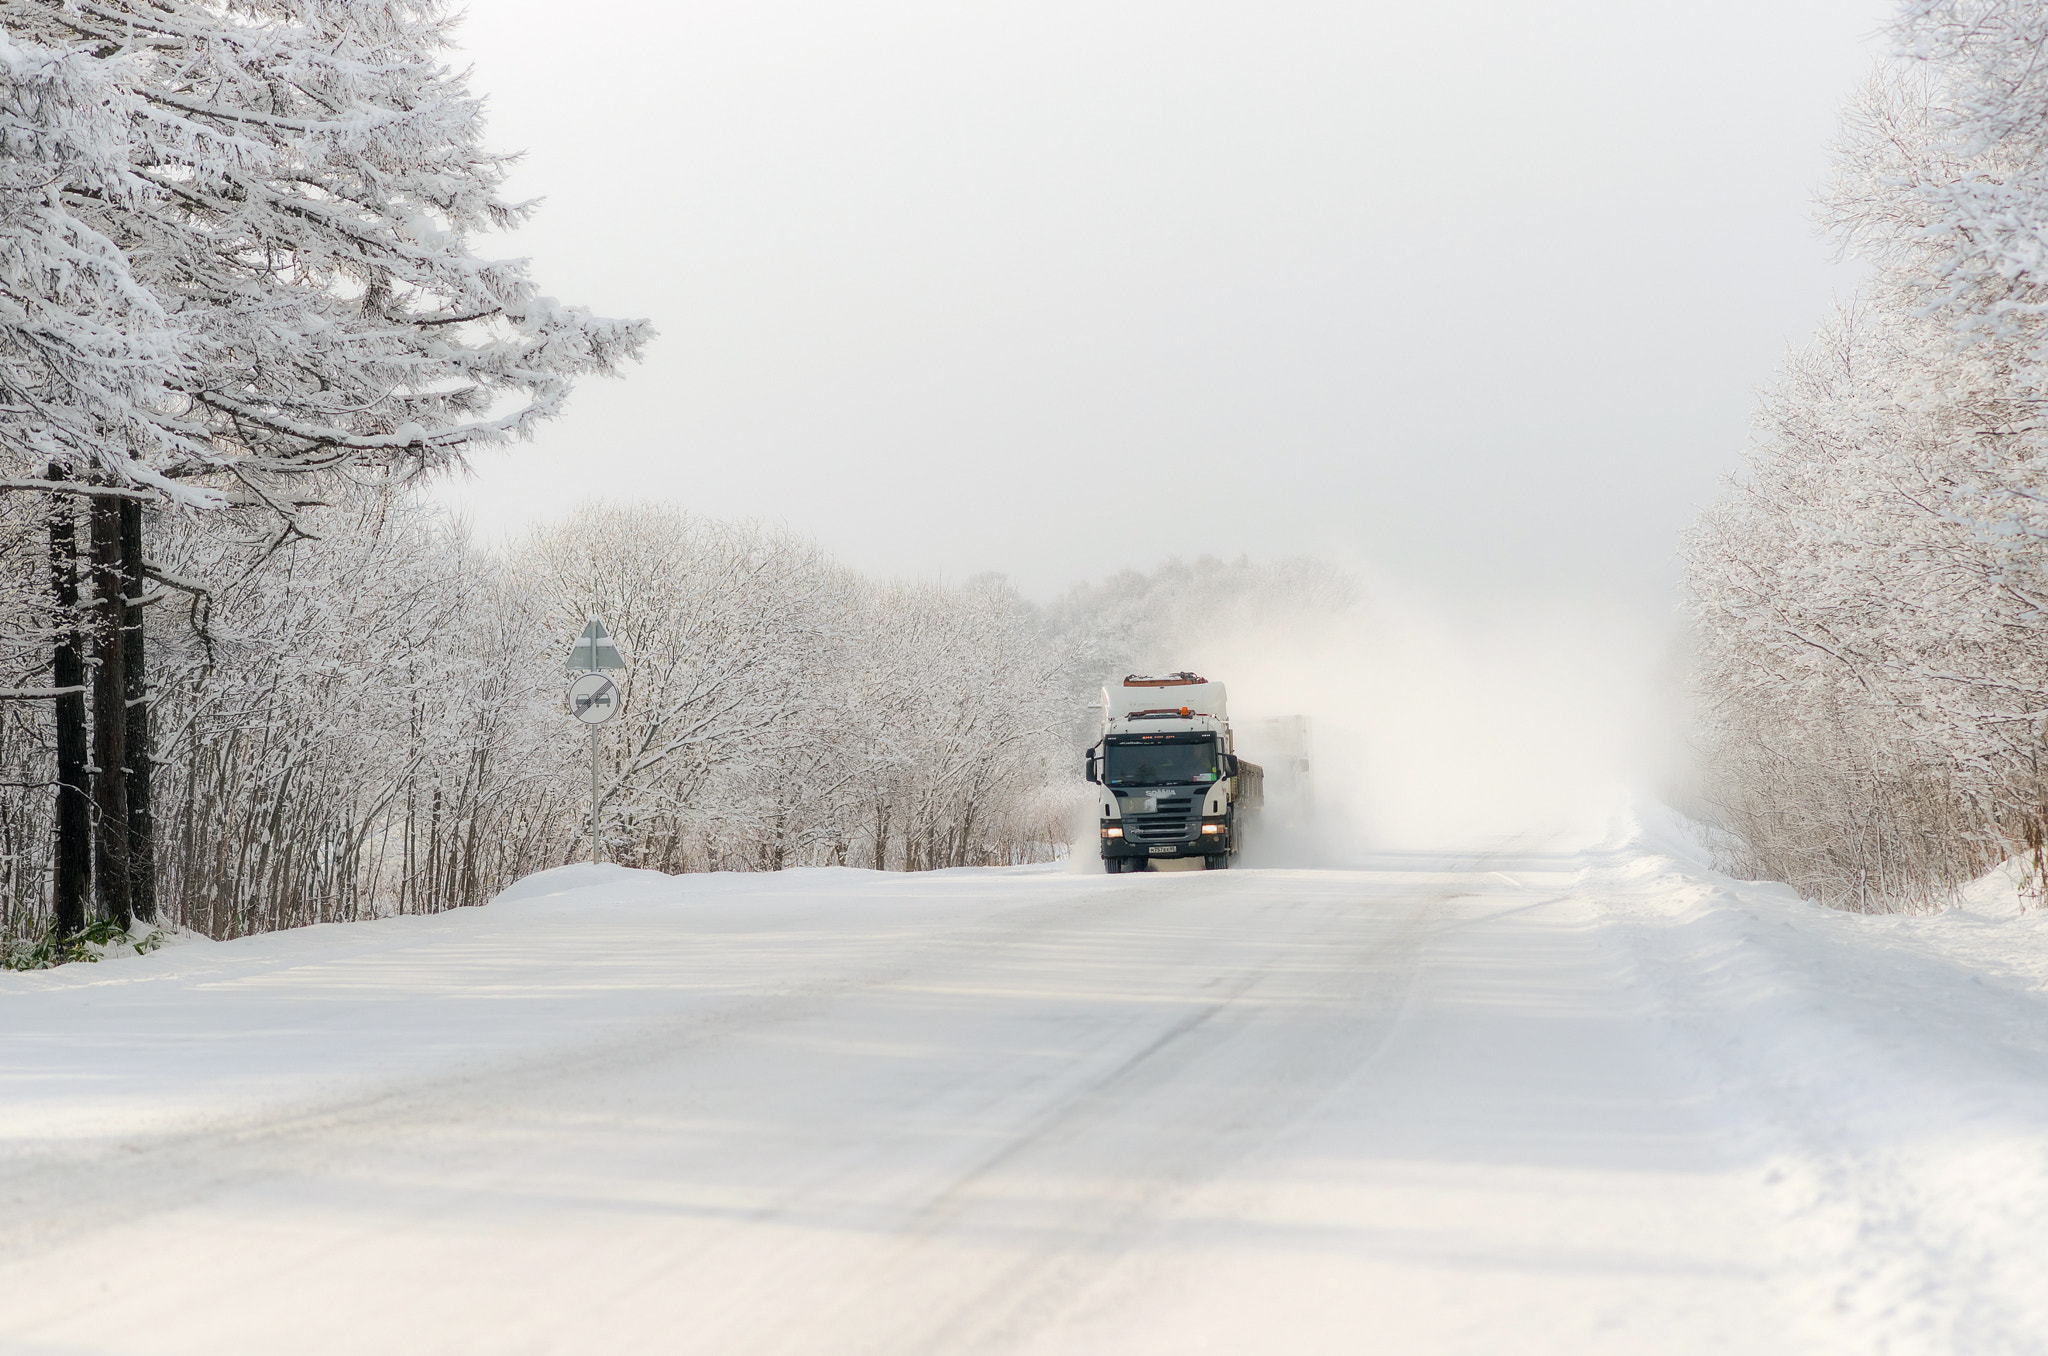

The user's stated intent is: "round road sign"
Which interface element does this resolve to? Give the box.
[567,672,622,725]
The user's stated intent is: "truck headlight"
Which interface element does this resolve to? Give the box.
[1201,823,1225,834]
[1102,826,1123,838]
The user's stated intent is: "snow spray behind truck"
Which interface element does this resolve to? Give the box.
[1084,673,1262,872]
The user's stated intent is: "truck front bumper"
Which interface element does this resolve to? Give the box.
[1100,819,1229,858]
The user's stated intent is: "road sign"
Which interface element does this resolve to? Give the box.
[565,618,626,868]
[567,616,626,674]
[567,672,622,724]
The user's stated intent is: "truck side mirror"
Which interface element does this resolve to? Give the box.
[1084,753,1099,784]
[1222,754,1240,777]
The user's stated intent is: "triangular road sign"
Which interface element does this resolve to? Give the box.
[567,616,627,674]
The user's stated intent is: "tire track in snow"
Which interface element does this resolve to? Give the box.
[0,877,1180,1265]
[780,877,1450,1356]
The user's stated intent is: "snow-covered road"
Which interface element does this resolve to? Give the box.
[4,820,2046,1355]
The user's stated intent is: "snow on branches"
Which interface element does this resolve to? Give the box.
[1687,1,2048,909]
[1876,1,2048,356]
[0,28,180,491]
[0,0,647,504]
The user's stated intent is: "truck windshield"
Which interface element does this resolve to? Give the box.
[1104,739,1218,787]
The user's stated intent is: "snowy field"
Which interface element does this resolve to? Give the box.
[4,815,2046,1356]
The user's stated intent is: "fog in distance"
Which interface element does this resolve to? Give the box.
[435,0,1885,615]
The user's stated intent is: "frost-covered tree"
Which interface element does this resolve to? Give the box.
[0,1,647,937]
[130,490,582,936]
[1852,2,2048,356]
[0,30,172,494]
[509,506,854,869]
[507,506,1076,876]
[2,0,648,500]
[1686,0,2048,908]
[1684,303,2030,905]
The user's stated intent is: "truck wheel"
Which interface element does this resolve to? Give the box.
[1204,853,1230,870]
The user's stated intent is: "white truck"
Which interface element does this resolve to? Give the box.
[1084,672,1262,872]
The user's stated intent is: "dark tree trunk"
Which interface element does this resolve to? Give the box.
[45,488,90,938]
[88,495,130,930]
[119,498,156,923]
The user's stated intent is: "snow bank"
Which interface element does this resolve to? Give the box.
[0,862,1078,1149]
[1576,804,2048,1353]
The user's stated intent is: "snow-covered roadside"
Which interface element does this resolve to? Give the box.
[5,830,2048,1354]
[0,862,1084,1148]
[1577,808,2048,1355]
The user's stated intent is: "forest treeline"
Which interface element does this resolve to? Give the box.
[1686,1,2048,909]
[0,484,1340,950]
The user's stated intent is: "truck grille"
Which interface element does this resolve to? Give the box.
[1124,796,1197,841]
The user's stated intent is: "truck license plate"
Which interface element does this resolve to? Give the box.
[1148,845,1175,855]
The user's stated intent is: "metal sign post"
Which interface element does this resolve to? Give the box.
[565,618,626,865]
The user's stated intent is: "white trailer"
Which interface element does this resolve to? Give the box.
[1240,714,1314,817]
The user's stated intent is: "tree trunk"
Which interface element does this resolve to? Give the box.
[89,495,130,930]
[45,489,90,938]
[120,498,156,924]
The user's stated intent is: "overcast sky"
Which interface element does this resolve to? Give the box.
[436,0,1892,613]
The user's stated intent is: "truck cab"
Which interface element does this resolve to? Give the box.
[1085,673,1261,872]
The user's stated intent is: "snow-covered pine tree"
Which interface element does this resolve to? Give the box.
[0,29,173,494]
[0,28,176,930]
[3,0,649,499]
